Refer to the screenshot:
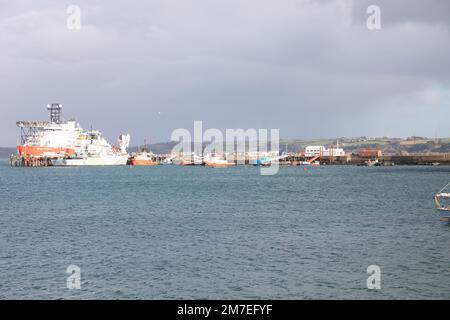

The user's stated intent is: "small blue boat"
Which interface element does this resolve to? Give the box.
[253,156,271,167]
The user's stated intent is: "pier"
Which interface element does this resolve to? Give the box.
[277,154,450,166]
[10,155,54,167]
[9,152,450,167]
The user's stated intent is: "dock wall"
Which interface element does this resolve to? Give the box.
[9,153,450,167]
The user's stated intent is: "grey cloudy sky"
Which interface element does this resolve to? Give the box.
[0,0,449,146]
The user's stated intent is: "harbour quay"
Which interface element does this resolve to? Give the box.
[9,152,450,167]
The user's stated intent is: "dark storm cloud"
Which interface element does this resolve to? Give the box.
[0,0,449,146]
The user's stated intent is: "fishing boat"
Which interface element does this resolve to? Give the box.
[162,156,174,165]
[300,155,320,166]
[253,154,289,167]
[433,182,450,221]
[193,154,204,165]
[204,154,235,168]
[180,159,193,166]
[129,152,158,166]
[128,142,158,166]
[253,156,271,167]
[300,160,320,166]
[174,153,203,166]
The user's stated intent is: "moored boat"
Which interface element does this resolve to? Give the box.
[180,159,193,166]
[129,155,159,166]
[52,133,130,166]
[433,182,450,221]
[173,153,203,166]
[161,157,174,165]
[17,104,130,166]
[128,142,159,166]
[204,155,235,168]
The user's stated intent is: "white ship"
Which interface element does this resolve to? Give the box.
[52,133,130,166]
[17,104,130,166]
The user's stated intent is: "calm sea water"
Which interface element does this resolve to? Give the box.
[1,159,449,299]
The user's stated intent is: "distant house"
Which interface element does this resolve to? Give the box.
[305,146,345,157]
[358,148,383,158]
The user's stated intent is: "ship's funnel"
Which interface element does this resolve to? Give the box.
[118,134,130,154]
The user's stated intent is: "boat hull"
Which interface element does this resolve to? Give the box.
[129,159,159,166]
[204,161,235,168]
[52,155,128,166]
[437,208,450,221]
[18,145,75,157]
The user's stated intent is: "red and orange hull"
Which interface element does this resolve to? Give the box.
[129,159,159,166]
[17,146,75,157]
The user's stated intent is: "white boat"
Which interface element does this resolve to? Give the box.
[162,156,174,165]
[433,182,450,221]
[193,154,204,165]
[204,154,235,168]
[53,133,130,166]
[172,153,203,166]
[253,154,289,166]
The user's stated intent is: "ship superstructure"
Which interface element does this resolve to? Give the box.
[17,104,83,157]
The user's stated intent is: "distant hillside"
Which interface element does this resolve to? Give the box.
[281,137,450,155]
[129,141,178,154]
[143,137,450,154]
[4,137,450,157]
[134,137,450,155]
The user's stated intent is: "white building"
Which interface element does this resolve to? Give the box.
[305,145,345,157]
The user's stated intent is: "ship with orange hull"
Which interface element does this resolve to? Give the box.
[128,143,159,166]
[129,158,159,166]
[129,152,159,166]
[16,103,130,165]
[16,104,84,158]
